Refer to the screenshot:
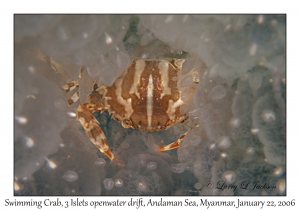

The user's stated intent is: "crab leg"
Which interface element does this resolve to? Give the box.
[158,124,199,152]
[76,104,114,160]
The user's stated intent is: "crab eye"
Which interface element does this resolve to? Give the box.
[121,119,132,128]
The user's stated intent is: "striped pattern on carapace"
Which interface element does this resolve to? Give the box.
[103,58,186,132]
[62,58,198,160]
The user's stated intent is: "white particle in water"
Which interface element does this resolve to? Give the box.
[28,66,35,73]
[220,152,228,158]
[217,136,231,149]
[114,178,123,188]
[257,15,264,24]
[104,32,112,44]
[229,118,240,128]
[273,167,284,177]
[249,43,258,56]
[63,170,78,182]
[83,32,88,39]
[276,179,286,195]
[14,181,22,191]
[45,158,57,169]
[246,147,255,155]
[209,143,216,150]
[137,182,147,192]
[24,136,34,148]
[103,178,114,190]
[261,110,276,123]
[147,162,157,170]
[222,171,236,184]
[251,128,260,134]
[66,112,76,117]
[15,116,28,124]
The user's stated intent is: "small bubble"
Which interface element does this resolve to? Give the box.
[276,179,286,195]
[94,158,106,166]
[103,178,114,190]
[63,170,78,182]
[104,32,113,44]
[229,118,240,128]
[45,158,57,169]
[261,110,276,123]
[222,171,236,184]
[171,163,185,173]
[15,116,28,124]
[273,167,284,177]
[121,141,130,149]
[269,78,273,83]
[137,182,147,192]
[66,112,76,117]
[208,85,226,100]
[194,182,202,190]
[147,162,157,170]
[114,178,123,188]
[246,147,255,155]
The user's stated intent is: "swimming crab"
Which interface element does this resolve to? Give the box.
[62,58,199,160]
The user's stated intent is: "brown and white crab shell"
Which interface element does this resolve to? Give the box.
[93,58,197,132]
